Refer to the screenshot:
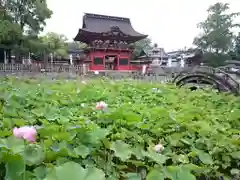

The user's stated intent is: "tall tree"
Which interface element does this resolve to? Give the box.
[2,0,52,60]
[193,2,240,54]
[0,5,21,46]
[3,0,52,34]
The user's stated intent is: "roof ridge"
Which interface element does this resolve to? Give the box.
[84,13,130,22]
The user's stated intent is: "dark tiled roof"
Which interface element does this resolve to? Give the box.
[74,13,147,43]
[83,13,145,36]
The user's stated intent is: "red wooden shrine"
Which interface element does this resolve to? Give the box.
[74,13,147,71]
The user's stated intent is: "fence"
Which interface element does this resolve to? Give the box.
[0,63,88,74]
[91,70,173,83]
[0,63,173,82]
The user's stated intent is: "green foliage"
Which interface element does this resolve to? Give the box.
[0,77,239,179]
[194,2,240,54]
[202,52,231,66]
[1,0,52,60]
[40,32,68,57]
[68,41,88,50]
[21,32,69,59]
[0,7,22,46]
[130,38,152,59]
[3,0,52,34]
[0,20,22,46]
[22,35,47,54]
[234,32,240,60]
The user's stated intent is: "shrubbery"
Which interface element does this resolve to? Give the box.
[0,77,239,180]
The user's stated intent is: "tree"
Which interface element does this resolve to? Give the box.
[0,6,22,46]
[193,3,240,54]
[3,0,52,34]
[0,5,22,62]
[235,32,240,59]
[130,38,152,59]
[2,0,52,60]
[228,32,240,60]
[40,32,68,58]
[67,41,88,50]
[26,32,68,60]
[23,32,68,64]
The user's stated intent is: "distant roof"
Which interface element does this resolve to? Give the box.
[74,13,147,43]
[138,47,168,59]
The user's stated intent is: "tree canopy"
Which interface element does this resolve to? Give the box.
[194,3,239,53]
[67,41,88,51]
[131,38,153,59]
[193,2,240,65]
[40,32,68,57]
[0,6,21,46]
[1,0,52,60]
[2,0,52,34]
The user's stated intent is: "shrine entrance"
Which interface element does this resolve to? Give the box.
[105,55,118,70]
[74,13,147,71]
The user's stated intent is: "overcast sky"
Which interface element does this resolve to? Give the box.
[44,0,240,52]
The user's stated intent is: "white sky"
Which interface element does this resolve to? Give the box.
[44,0,240,52]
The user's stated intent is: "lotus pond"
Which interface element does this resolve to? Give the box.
[0,77,239,180]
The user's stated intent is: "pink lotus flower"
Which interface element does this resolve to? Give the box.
[13,126,37,143]
[153,144,164,153]
[96,101,108,110]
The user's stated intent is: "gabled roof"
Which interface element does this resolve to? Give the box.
[74,13,147,43]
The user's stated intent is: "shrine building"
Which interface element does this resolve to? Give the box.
[74,13,147,71]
